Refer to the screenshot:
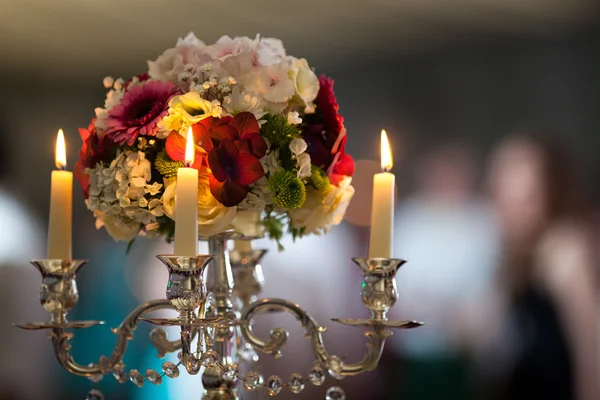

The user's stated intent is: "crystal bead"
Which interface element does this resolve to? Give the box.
[308,363,326,386]
[112,363,127,383]
[244,371,263,391]
[267,375,283,396]
[273,350,283,359]
[326,386,346,400]
[145,369,162,385]
[86,389,104,400]
[129,369,144,387]
[222,363,239,382]
[288,373,305,394]
[86,362,104,383]
[327,355,345,380]
[162,361,180,378]
[200,351,218,367]
[240,345,259,363]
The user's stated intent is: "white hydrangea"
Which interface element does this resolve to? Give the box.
[223,86,267,121]
[287,111,302,125]
[260,149,280,176]
[289,138,311,178]
[238,177,272,211]
[85,150,164,241]
[94,86,124,132]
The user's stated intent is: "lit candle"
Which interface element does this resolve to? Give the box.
[174,127,199,256]
[47,129,73,260]
[368,130,395,258]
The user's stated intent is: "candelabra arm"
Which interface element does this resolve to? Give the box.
[50,299,177,377]
[239,298,391,377]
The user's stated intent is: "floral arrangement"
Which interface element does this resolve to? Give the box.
[75,33,355,247]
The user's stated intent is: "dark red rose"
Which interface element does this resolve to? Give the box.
[302,75,346,170]
[74,119,117,198]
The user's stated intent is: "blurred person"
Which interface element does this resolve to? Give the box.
[485,134,599,400]
[387,144,500,400]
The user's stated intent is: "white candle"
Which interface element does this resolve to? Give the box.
[368,130,395,258]
[174,128,199,256]
[47,129,73,260]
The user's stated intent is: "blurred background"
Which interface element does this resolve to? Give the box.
[0,1,599,399]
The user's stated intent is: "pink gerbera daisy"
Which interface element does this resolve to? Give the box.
[106,80,178,145]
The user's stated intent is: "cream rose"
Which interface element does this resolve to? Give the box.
[231,210,264,237]
[289,177,354,235]
[289,57,319,107]
[162,171,237,237]
[94,211,140,242]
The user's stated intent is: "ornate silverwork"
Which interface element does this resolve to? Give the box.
[15,234,422,399]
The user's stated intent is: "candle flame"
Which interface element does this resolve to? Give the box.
[380,130,393,171]
[55,129,67,170]
[184,127,195,167]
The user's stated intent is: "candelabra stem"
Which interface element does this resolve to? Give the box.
[204,236,238,399]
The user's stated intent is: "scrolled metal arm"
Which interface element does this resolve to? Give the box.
[239,298,392,377]
[50,299,179,377]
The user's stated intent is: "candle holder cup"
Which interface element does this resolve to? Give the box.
[331,257,424,330]
[14,259,104,330]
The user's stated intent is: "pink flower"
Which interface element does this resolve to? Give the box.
[106,81,178,146]
[148,33,212,82]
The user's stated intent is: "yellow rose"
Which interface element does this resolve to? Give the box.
[162,170,237,237]
[159,92,219,137]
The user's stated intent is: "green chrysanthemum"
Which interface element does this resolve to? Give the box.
[155,150,184,179]
[309,165,330,192]
[268,170,306,209]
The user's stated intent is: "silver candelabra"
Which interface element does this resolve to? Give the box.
[14,231,422,399]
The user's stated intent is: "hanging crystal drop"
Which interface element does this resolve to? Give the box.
[243,371,263,391]
[86,389,104,400]
[222,363,239,382]
[308,363,326,386]
[200,351,218,367]
[112,362,127,383]
[162,361,180,378]
[327,355,345,380]
[129,369,144,387]
[325,386,346,400]
[240,345,259,363]
[86,362,103,383]
[145,369,162,385]
[267,375,283,396]
[288,373,305,394]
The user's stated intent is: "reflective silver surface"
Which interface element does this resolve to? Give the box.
[15,249,423,399]
[353,257,406,320]
[31,259,86,324]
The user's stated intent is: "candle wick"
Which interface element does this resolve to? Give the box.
[184,161,193,168]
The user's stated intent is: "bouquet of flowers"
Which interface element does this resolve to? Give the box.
[75,33,355,246]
